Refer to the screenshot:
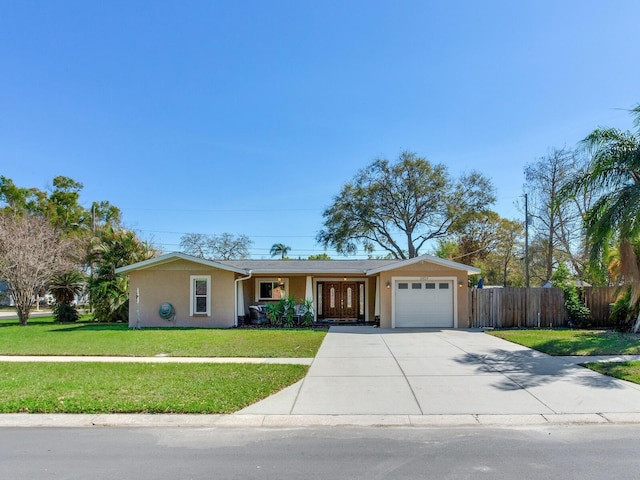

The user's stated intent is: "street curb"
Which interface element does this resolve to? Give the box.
[3,413,640,428]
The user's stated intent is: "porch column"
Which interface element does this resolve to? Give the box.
[305,276,313,304]
[305,276,315,322]
[237,280,245,320]
[374,276,381,318]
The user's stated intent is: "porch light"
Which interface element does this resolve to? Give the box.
[458,281,463,288]
[386,281,391,289]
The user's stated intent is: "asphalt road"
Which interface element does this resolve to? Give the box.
[2,425,639,479]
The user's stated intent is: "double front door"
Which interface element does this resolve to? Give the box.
[318,281,364,321]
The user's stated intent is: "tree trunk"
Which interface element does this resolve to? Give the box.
[12,287,33,326]
[546,232,554,282]
[407,234,416,259]
[503,261,508,287]
[17,306,29,326]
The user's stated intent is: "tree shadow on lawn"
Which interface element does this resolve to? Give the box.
[0,321,132,331]
[454,348,630,391]
[46,323,201,332]
[496,330,640,356]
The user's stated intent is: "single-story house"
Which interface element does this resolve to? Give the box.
[115,252,480,329]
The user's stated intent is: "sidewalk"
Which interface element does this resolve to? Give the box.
[3,412,640,428]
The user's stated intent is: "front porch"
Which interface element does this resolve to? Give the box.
[238,275,381,326]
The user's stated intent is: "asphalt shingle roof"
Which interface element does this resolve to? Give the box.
[219,259,400,274]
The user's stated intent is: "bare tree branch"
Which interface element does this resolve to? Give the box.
[0,214,75,325]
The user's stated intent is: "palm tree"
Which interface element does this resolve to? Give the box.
[270,243,291,259]
[49,270,85,304]
[88,228,156,322]
[49,270,85,322]
[561,104,640,331]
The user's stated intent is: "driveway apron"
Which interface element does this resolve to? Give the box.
[238,326,640,416]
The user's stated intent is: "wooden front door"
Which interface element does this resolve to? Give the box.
[321,282,360,320]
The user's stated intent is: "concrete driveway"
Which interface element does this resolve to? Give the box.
[239,326,640,420]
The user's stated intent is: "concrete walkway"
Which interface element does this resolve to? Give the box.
[236,326,640,425]
[4,326,640,428]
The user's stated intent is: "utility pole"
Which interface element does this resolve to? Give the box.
[91,203,96,234]
[525,193,530,288]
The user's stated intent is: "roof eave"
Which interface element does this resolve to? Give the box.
[365,254,480,275]
[115,252,249,275]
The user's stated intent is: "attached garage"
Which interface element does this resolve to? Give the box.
[117,252,478,329]
[393,279,455,328]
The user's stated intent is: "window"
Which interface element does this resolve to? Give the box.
[398,283,409,289]
[256,278,288,301]
[190,275,211,316]
[411,283,422,289]
[425,283,436,289]
[439,283,449,289]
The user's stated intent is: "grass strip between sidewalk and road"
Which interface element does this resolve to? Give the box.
[0,362,308,414]
[0,317,326,358]
[487,329,640,356]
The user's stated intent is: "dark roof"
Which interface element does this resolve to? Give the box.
[219,259,400,274]
[115,252,481,275]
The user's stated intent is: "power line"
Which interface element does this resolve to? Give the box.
[140,229,318,238]
[119,207,322,213]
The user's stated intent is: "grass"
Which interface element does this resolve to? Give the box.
[489,328,640,386]
[0,316,326,357]
[0,362,308,413]
[585,361,640,384]
[488,329,640,356]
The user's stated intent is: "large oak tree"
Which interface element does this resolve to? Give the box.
[317,151,496,259]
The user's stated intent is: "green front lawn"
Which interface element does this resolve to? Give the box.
[488,329,640,356]
[585,361,640,384]
[488,329,640,386]
[0,362,308,413]
[0,317,326,357]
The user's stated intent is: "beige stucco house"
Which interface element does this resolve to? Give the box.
[115,252,480,329]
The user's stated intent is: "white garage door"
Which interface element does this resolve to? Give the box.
[395,280,454,328]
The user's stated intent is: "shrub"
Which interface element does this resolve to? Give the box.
[265,301,284,327]
[53,302,79,323]
[563,284,591,327]
[609,287,639,331]
[301,299,314,327]
[282,296,297,327]
[551,265,591,327]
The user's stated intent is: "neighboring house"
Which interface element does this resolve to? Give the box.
[115,252,480,329]
[0,281,10,306]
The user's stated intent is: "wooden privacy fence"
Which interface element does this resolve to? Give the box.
[469,286,619,328]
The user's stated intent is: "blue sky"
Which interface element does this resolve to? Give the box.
[1,0,639,258]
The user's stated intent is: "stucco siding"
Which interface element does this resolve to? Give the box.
[120,254,475,329]
[377,263,470,328]
[128,261,236,328]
